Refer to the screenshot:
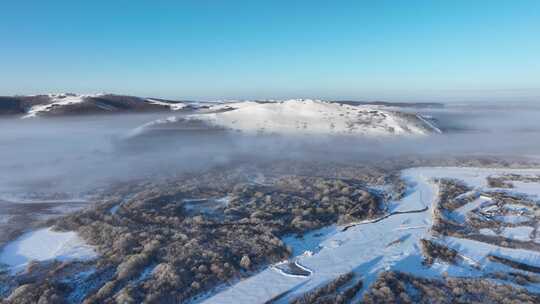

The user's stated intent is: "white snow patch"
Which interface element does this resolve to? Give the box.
[499,226,534,241]
[510,181,540,198]
[494,215,531,224]
[437,235,540,269]
[479,228,497,237]
[479,226,535,242]
[215,196,230,207]
[146,98,187,110]
[282,225,338,257]
[504,204,534,213]
[0,227,97,273]
[452,195,493,223]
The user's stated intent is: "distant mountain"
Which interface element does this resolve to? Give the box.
[0,93,190,118]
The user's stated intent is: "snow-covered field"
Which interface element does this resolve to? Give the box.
[0,227,97,274]
[143,99,438,137]
[202,167,540,303]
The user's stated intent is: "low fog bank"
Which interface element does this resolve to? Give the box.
[1,103,540,201]
[0,113,168,200]
[400,102,540,133]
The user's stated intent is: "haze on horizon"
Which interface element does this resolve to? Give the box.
[1,0,539,102]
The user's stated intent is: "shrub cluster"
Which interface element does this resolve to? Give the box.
[363,271,540,304]
[420,239,458,266]
[289,272,363,304]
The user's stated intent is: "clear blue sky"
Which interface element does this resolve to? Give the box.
[1,0,539,102]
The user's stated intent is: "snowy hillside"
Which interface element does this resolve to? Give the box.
[141,99,440,137]
[22,93,100,118]
[0,93,190,118]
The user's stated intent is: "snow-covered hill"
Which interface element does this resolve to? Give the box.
[22,93,99,118]
[141,99,441,137]
[0,93,189,118]
[1,95,443,136]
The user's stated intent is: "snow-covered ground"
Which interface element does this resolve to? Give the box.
[450,195,492,223]
[499,226,535,242]
[145,98,187,111]
[202,167,540,303]
[0,227,97,273]
[436,235,540,270]
[146,99,438,137]
[22,93,101,118]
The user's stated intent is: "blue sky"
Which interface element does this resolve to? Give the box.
[1,0,539,101]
